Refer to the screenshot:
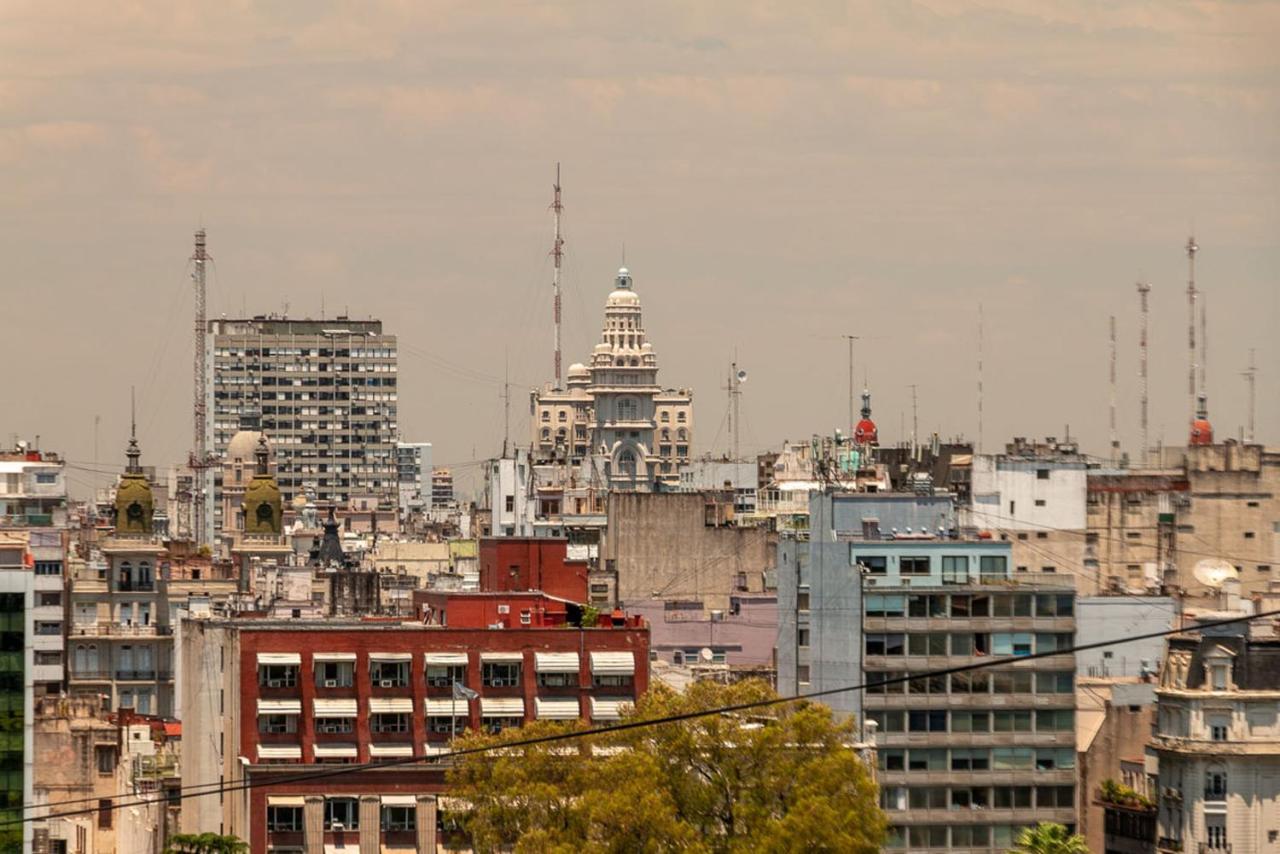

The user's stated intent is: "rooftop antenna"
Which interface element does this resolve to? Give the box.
[1109,315,1118,465]
[726,356,747,462]
[909,384,919,459]
[1242,349,1256,443]
[977,304,984,455]
[188,229,215,547]
[501,348,511,459]
[551,164,565,389]
[843,335,859,436]
[1137,281,1151,464]
[1186,235,1198,421]
[1200,290,1208,418]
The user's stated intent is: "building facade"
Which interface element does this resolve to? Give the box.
[1151,616,1280,854]
[396,441,433,517]
[207,316,399,543]
[530,267,693,488]
[0,554,34,853]
[778,491,1078,851]
[180,593,648,852]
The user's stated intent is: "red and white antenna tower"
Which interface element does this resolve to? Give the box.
[1136,280,1151,463]
[551,164,564,389]
[188,229,216,546]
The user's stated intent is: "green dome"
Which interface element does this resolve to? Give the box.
[242,434,282,536]
[114,472,154,535]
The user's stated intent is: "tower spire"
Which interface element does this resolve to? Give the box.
[1109,315,1118,465]
[551,164,564,389]
[126,386,141,474]
[1186,234,1198,419]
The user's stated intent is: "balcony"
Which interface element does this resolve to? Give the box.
[1157,838,1183,853]
[115,580,156,592]
[116,669,172,681]
[72,623,171,638]
[1199,845,1230,854]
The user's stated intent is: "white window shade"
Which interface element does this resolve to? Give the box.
[480,698,525,718]
[312,652,356,664]
[535,698,580,720]
[425,652,468,666]
[480,652,524,663]
[313,698,358,717]
[257,699,301,715]
[426,699,468,717]
[312,743,358,758]
[369,744,415,758]
[370,652,413,662]
[589,697,630,721]
[380,794,418,806]
[257,652,301,666]
[266,795,306,806]
[369,697,414,714]
[534,652,579,673]
[257,745,301,760]
[589,651,635,675]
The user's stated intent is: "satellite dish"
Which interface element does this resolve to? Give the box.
[699,647,714,663]
[1193,558,1239,589]
[736,369,748,383]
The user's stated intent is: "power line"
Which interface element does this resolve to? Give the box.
[16,607,1277,828]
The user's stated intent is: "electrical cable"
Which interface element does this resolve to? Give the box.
[15,607,1277,828]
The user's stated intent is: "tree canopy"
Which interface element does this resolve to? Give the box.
[447,679,886,853]
[163,832,249,854]
[1010,822,1089,854]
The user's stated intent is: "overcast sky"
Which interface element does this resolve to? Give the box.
[2,1,1277,497]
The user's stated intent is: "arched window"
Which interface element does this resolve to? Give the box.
[677,428,688,442]
[677,412,687,423]
[660,412,670,423]
[661,429,670,442]
[617,398,638,422]
[541,428,551,441]
[557,411,567,422]
[630,358,640,367]
[618,450,637,477]
[541,411,550,422]
[1206,766,1227,798]
[615,356,625,366]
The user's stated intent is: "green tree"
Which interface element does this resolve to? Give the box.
[1009,822,1088,854]
[448,679,885,853]
[163,832,249,854]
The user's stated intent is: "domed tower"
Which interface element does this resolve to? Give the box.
[114,428,154,536]
[242,435,283,535]
[1189,392,1214,446]
[854,388,879,446]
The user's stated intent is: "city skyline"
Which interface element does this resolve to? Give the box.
[3,1,1277,495]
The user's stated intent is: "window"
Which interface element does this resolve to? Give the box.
[34,561,61,576]
[259,714,297,734]
[504,495,515,512]
[993,786,1033,808]
[992,594,1031,617]
[484,716,523,734]
[324,798,360,830]
[992,633,1033,656]
[1036,632,1073,654]
[483,662,521,687]
[1245,531,1256,539]
[259,664,298,688]
[951,748,989,771]
[370,713,410,733]
[993,710,1032,732]
[1036,672,1073,694]
[907,633,947,656]
[866,671,904,694]
[907,710,947,732]
[593,673,633,688]
[979,555,1008,578]
[427,664,466,688]
[951,711,990,733]
[796,664,810,683]
[538,670,578,688]
[856,555,887,575]
[796,589,810,611]
[950,672,990,694]
[314,717,353,734]
[1037,469,1050,480]
[1036,785,1074,808]
[907,787,946,809]
[95,746,117,774]
[868,710,904,732]
[900,556,930,576]
[950,633,974,656]
[267,805,304,831]
[880,749,905,771]
[315,661,354,688]
[992,747,1034,770]
[941,556,968,583]
[37,592,61,607]
[1034,499,1046,507]
[1206,769,1227,798]
[98,799,112,829]
[429,715,467,735]
[382,805,416,832]
[992,670,1033,693]
[1035,747,1075,770]
[1036,709,1074,731]
[865,594,904,617]
[906,749,947,771]
[866,634,905,656]
[1210,718,1229,741]
[907,594,947,618]
[796,628,810,648]
[1206,821,1228,849]
[370,661,410,687]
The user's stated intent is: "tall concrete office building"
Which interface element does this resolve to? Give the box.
[206,316,399,539]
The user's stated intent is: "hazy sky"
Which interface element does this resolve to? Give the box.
[3,1,1277,497]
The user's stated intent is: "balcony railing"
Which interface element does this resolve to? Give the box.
[1204,788,1227,802]
[1199,844,1231,854]
[116,580,156,592]
[72,623,171,637]
[1156,838,1183,852]
[116,669,171,681]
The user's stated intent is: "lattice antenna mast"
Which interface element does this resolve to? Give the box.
[551,164,565,389]
[1243,349,1256,443]
[1109,315,1118,464]
[842,335,859,435]
[1186,235,1199,419]
[189,229,213,546]
[1137,281,1151,463]
[977,305,984,455]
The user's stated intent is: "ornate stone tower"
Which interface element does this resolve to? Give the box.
[114,430,154,536]
[242,436,283,536]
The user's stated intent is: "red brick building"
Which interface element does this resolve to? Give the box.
[478,537,589,603]
[179,591,648,853]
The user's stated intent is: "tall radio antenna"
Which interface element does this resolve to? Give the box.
[188,229,214,547]
[1242,349,1256,443]
[1186,235,1199,419]
[1109,315,1118,465]
[551,164,565,389]
[977,304,984,455]
[1137,281,1151,463]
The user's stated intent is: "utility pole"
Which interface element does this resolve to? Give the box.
[551,164,564,389]
[1243,349,1256,443]
[1109,315,1118,465]
[1137,282,1151,464]
[842,335,859,435]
